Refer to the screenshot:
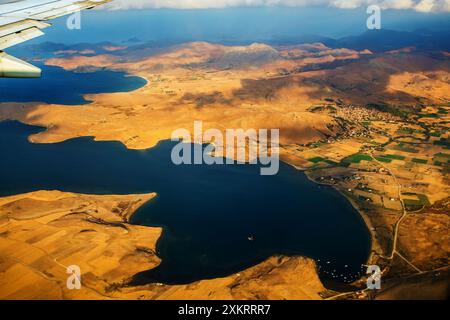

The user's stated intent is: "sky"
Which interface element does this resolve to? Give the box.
[104,0,450,12]
[2,1,449,45]
[0,0,449,12]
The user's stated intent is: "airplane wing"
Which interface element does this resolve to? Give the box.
[0,0,110,78]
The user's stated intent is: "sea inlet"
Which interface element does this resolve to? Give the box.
[0,63,146,105]
[0,120,371,286]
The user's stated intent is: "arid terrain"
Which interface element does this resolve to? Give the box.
[0,38,449,300]
[0,191,325,300]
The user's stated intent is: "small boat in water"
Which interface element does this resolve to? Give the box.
[247,235,255,241]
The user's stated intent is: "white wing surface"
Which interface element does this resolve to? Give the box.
[0,0,110,78]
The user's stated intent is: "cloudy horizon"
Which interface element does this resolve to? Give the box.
[0,0,448,12]
[2,0,448,45]
[104,0,450,12]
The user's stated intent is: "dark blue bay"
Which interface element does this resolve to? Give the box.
[0,120,371,286]
[0,64,146,105]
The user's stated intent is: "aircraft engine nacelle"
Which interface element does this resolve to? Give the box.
[0,52,41,78]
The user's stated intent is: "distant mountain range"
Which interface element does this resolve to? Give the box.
[329,29,450,52]
[13,29,450,61]
[263,29,450,53]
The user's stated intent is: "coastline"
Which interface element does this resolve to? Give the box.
[285,160,378,261]
[285,161,379,284]
[301,167,378,264]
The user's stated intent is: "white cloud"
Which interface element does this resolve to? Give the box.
[104,0,450,12]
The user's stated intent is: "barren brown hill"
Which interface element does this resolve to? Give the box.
[1,43,448,156]
[2,42,369,151]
